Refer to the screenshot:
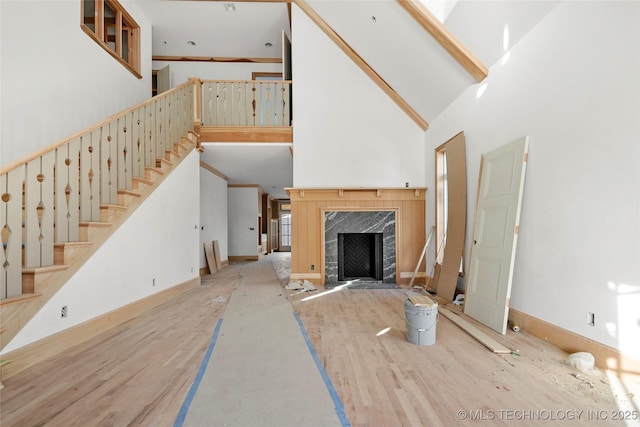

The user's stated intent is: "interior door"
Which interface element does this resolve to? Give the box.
[157,65,170,94]
[464,136,529,334]
[270,219,279,252]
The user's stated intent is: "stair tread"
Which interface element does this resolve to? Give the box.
[101,204,127,210]
[0,293,42,306]
[117,190,141,197]
[54,241,93,248]
[23,264,69,274]
[79,221,112,227]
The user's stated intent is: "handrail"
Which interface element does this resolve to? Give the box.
[1,80,196,299]
[0,80,195,176]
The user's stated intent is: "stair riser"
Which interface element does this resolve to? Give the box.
[79,224,111,242]
[54,245,92,266]
[100,207,127,223]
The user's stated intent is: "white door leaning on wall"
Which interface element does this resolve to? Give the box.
[464,136,529,334]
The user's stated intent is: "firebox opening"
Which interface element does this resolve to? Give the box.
[337,233,383,281]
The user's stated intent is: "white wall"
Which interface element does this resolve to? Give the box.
[228,187,259,257]
[152,61,283,89]
[425,1,640,358]
[291,5,425,189]
[200,166,229,267]
[2,150,201,354]
[0,0,152,166]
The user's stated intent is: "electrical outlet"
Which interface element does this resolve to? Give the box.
[587,312,595,326]
[152,278,156,286]
[61,305,68,318]
[311,264,315,271]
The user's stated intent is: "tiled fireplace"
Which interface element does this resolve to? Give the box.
[324,210,396,284]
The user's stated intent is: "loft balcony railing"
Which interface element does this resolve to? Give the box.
[0,82,195,300]
[195,79,292,127]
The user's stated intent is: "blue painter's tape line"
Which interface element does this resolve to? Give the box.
[293,311,351,427]
[173,317,224,427]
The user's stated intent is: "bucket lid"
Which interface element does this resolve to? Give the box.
[407,295,437,307]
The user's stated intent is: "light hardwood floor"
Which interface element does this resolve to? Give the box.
[0,255,637,426]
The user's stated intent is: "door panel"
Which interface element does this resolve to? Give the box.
[464,136,528,334]
[434,131,467,300]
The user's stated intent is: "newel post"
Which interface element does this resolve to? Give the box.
[188,77,203,129]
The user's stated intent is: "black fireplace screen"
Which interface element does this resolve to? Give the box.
[337,233,383,281]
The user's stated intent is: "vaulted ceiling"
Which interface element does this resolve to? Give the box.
[135,0,559,199]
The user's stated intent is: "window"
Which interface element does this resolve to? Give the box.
[280,213,291,248]
[81,0,141,78]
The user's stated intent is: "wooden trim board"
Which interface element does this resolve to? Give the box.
[228,255,259,262]
[198,126,292,143]
[396,0,488,82]
[200,161,229,181]
[509,308,640,372]
[434,131,467,301]
[438,306,512,353]
[152,55,282,63]
[212,240,223,270]
[204,242,218,274]
[294,0,428,131]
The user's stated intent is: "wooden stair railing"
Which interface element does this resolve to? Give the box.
[0,80,197,352]
[199,80,292,127]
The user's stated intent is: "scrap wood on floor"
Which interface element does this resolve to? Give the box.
[438,306,512,354]
[285,279,317,296]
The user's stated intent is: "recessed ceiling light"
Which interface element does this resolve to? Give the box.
[265,42,273,47]
[224,3,236,12]
[187,40,196,46]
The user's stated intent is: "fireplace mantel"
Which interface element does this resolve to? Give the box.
[286,187,427,286]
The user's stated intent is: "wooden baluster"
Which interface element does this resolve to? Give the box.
[117,115,132,191]
[24,152,54,268]
[80,131,101,222]
[1,168,23,298]
[187,84,195,132]
[155,96,165,162]
[220,82,230,125]
[249,82,257,126]
[202,83,211,126]
[100,123,118,206]
[280,82,291,126]
[167,92,175,147]
[265,82,275,126]
[235,82,246,126]
[146,103,156,168]
[176,86,185,134]
[55,139,80,243]
[131,109,143,178]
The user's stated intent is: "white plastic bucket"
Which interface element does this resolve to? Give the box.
[404,298,438,345]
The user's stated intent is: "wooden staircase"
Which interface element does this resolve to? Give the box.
[1,135,197,353]
[1,81,198,357]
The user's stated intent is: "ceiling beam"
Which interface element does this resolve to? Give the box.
[152,56,282,63]
[396,0,488,82]
[294,0,429,131]
[200,161,230,181]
